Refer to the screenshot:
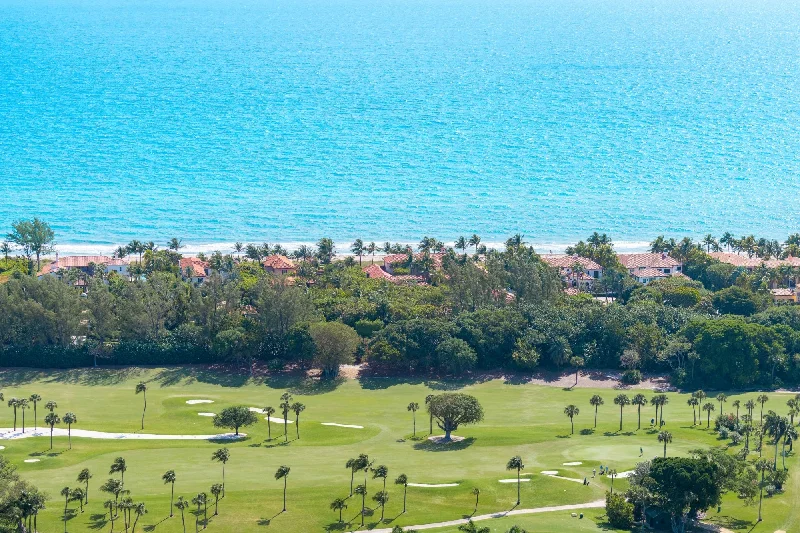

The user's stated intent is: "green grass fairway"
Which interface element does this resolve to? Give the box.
[0,367,797,532]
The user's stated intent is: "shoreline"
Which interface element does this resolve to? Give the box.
[41,239,655,257]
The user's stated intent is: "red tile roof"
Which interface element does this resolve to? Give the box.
[263,255,296,271]
[618,253,681,269]
[363,264,392,279]
[633,267,670,279]
[541,255,602,271]
[38,255,128,276]
[180,257,209,278]
[770,288,795,296]
[710,252,800,269]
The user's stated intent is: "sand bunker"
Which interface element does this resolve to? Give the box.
[427,435,466,444]
[198,413,216,417]
[615,471,634,478]
[321,423,364,429]
[0,446,5,450]
[186,400,214,405]
[499,478,531,483]
[407,483,459,488]
[0,428,244,441]
[24,459,40,463]
[563,462,583,466]
[541,470,559,475]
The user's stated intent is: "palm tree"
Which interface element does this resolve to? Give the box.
[280,392,293,442]
[134,381,149,430]
[702,402,715,428]
[233,242,243,259]
[687,397,699,425]
[191,492,206,532]
[291,402,305,439]
[716,393,728,416]
[62,412,77,449]
[731,399,740,422]
[371,490,389,521]
[45,412,60,450]
[316,237,335,264]
[69,487,85,514]
[29,394,41,429]
[756,458,773,522]
[176,497,190,533]
[589,395,604,428]
[658,431,673,457]
[632,394,647,430]
[471,487,481,512]
[395,474,409,513]
[61,486,71,533]
[77,468,92,505]
[468,234,481,255]
[407,402,420,437]
[507,527,528,533]
[455,236,467,257]
[131,502,147,532]
[210,484,223,516]
[425,395,434,434]
[211,448,230,497]
[7,397,19,431]
[608,469,618,494]
[459,520,490,533]
[757,394,769,423]
[506,456,525,505]
[110,457,127,486]
[745,399,756,421]
[564,405,579,434]
[263,406,276,440]
[168,238,184,251]
[275,465,290,512]
[162,470,177,517]
[613,394,630,432]
[354,484,367,526]
[372,464,389,497]
[764,411,787,470]
[19,398,28,432]
[783,425,797,469]
[351,239,365,265]
[345,458,359,496]
[330,497,348,523]
[46,400,58,413]
[0,241,11,262]
[656,394,669,425]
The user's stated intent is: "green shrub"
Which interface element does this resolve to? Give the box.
[605,492,634,529]
[621,369,642,384]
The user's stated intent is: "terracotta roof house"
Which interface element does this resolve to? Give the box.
[383,252,445,275]
[541,254,603,291]
[632,267,671,284]
[617,253,682,284]
[38,255,130,278]
[180,257,210,284]
[770,288,797,303]
[363,264,392,280]
[709,252,800,271]
[263,255,296,275]
[362,264,427,285]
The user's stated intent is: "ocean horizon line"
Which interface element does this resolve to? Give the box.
[43,240,656,257]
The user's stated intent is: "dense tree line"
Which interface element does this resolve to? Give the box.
[5,222,800,389]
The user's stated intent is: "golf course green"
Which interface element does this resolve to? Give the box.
[0,367,796,533]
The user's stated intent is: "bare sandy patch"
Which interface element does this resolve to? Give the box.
[321,423,364,429]
[186,399,214,405]
[407,483,459,488]
[0,428,244,441]
[499,478,530,483]
[198,412,216,417]
[563,461,582,466]
[427,435,466,444]
[24,459,40,463]
[541,470,559,475]
[249,408,293,423]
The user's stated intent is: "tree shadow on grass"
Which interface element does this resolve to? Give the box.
[324,521,349,531]
[153,366,253,388]
[0,367,146,387]
[258,511,285,526]
[706,516,754,531]
[580,428,595,435]
[87,513,108,530]
[413,437,475,451]
[263,375,345,395]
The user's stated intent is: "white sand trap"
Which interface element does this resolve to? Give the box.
[615,471,634,478]
[563,461,583,466]
[499,478,531,483]
[198,412,216,417]
[0,428,244,441]
[407,483,459,488]
[321,423,364,429]
[24,459,40,463]
[249,408,293,423]
[541,470,559,475]
[427,435,466,444]
[0,446,5,450]
[186,399,214,405]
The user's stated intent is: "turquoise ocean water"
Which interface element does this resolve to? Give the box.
[2,0,800,253]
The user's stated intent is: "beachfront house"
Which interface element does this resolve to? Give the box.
[363,263,427,285]
[37,255,130,279]
[617,253,683,284]
[179,257,210,284]
[770,288,798,303]
[263,255,297,275]
[541,255,603,291]
[383,252,444,276]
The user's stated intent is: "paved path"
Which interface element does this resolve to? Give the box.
[349,500,605,533]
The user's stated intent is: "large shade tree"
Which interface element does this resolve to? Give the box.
[213,406,258,436]
[426,393,484,441]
